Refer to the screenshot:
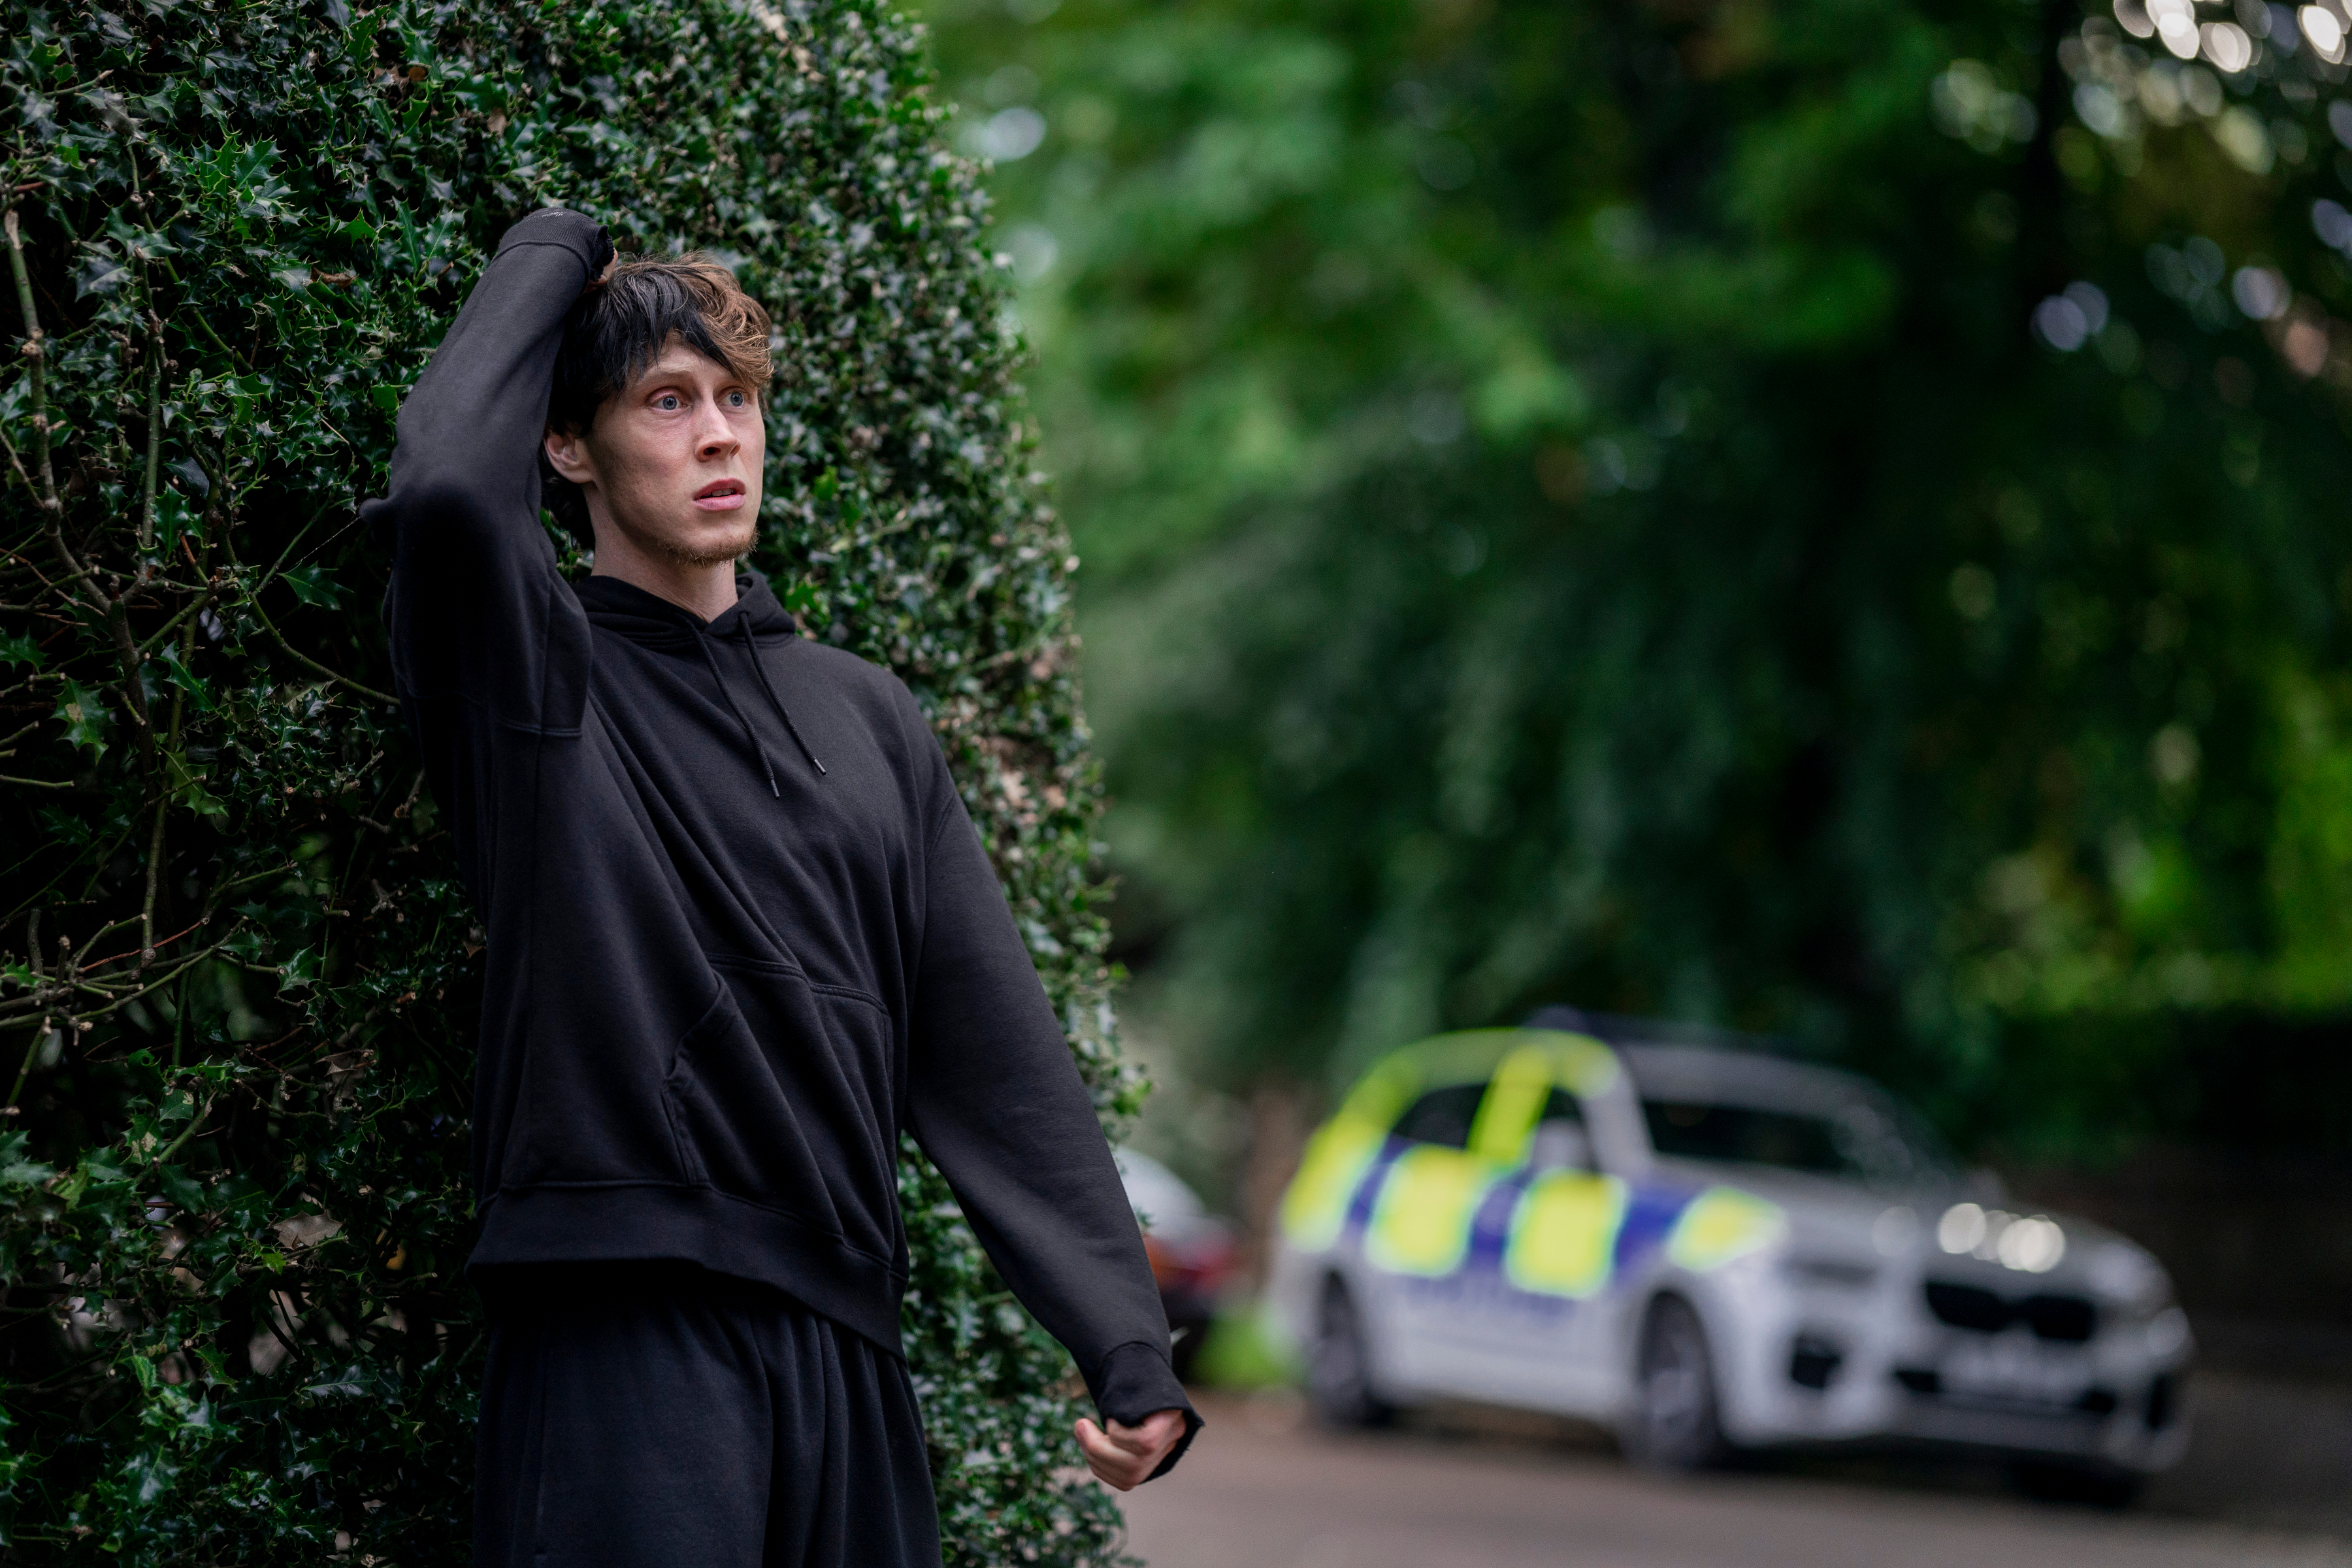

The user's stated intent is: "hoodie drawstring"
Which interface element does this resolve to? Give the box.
[739,620,826,776]
[696,634,781,798]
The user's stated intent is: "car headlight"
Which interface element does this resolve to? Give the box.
[1934,1202,2066,1273]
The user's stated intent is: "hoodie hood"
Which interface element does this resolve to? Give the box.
[574,570,825,787]
[573,569,799,649]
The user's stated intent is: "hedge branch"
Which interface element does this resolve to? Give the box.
[3,1017,51,1115]
[0,206,57,516]
[221,539,395,706]
[139,311,165,555]
[133,154,167,555]
[5,201,160,770]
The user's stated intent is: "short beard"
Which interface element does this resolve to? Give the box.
[615,514,755,571]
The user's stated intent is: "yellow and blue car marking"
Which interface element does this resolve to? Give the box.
[1283,1029,1784,1311]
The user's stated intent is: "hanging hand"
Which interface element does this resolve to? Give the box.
[1073,1408,1189,1491]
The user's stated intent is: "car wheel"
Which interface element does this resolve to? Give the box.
[2007,1458,2145,1509]
[1622,1294,1727,1471]
[1308,1277,1394,1429]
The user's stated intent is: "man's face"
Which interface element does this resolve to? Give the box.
[544,337,764,569]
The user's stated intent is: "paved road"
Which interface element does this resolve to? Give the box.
[1120,1387,2352,1568]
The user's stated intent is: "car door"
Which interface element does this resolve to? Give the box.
[1480,1082,1631,1412]
[1356,1077,1503,1396]
[1358,1042,1629,1412]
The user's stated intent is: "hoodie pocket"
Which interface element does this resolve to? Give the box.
[662,958,898,1253]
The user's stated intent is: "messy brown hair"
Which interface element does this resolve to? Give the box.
[541,252,775,535]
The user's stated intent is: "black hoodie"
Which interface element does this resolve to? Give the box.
[367,208,1194,1460]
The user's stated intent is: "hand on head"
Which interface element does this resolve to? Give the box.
[1073,1407,1188,1492]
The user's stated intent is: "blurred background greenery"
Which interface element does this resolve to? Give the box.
[915,0,2352,1350]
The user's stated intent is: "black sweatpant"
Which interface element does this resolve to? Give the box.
[474,1267,943,1568]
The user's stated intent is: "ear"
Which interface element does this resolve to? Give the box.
[544,424,598,488]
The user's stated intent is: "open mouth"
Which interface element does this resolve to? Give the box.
[693,478,748,509]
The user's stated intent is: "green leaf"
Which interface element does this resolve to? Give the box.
[154,1166,207,1215]
[55,679,112,757]
[280,564,346,609]
[78,244,133,297]
[0,1133,54,1190]
[0,630,44,671]
[159,649,215,711]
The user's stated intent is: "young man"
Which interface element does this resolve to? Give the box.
[368,207,1194,1567]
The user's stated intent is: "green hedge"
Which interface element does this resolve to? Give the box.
[0,1,1136,1561]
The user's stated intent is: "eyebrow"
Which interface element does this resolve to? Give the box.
[637,361,748,385]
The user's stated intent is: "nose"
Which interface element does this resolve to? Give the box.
[693,398,738,461]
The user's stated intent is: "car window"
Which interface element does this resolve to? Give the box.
[1390,1083,1488,1149]
[1535,1088,1584,1126]
[1527,1088,1594,1172]
[1641,1100,1861,1179]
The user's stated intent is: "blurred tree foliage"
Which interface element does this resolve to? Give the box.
[0,0,1132,1561]
[926,0,2352,1152]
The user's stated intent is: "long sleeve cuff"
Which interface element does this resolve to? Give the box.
[1089,1340,1203,1482]
[495,206,613,277]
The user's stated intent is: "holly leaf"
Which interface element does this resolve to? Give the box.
[160,649,217,712]
[76,242,130,297]
[282,565,346,610]
[55,679,112,757]
[167,752,227,819]
[0,630,43,670]
[0,1132,53,1190]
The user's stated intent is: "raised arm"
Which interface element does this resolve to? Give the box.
[367,207,612,725]
[905,780,1201,1485]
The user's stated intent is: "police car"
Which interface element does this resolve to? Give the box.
[1267,1010,2192,1501]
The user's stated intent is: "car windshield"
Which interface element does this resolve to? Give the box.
[1641,1096,1956,1189]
